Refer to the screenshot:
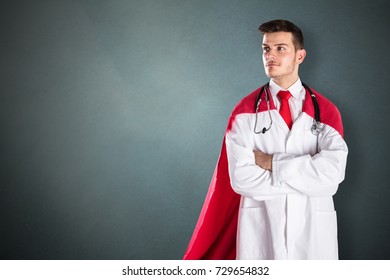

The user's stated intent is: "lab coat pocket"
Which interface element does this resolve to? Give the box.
[303,128,318,156]
[315,210,338,259]
[237,206,271,259]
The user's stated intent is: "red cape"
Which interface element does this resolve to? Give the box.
[182,139,240,259]
[182,86,343,260]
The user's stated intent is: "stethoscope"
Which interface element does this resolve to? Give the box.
[254,82,324,135]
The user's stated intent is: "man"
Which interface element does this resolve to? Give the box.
[183,19,348,260]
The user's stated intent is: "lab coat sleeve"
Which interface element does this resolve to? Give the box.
[226,113,300,199]
[272,124,348,197]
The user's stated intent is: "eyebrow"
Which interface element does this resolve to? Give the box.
[262,43,289,47]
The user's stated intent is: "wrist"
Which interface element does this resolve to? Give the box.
[267,155,273,171]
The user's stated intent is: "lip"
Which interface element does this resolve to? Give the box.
[266,63,278,67]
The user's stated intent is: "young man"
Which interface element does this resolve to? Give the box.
[184,19,348,260]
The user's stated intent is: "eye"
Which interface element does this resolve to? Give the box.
[277,46,286,51]
[263,46,270,53]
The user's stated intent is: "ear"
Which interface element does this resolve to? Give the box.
[296,49,306,64]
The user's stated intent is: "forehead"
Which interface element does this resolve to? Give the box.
[262,31,294,46]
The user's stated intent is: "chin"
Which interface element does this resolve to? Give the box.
[266,72,279,79]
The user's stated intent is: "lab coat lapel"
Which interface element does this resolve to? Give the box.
[274,112,292,133]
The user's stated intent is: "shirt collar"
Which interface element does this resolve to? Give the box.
[269,78,303,100]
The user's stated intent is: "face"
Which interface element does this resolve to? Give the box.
[262,31,306,87]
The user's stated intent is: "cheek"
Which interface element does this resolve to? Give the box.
[283,55,297,67]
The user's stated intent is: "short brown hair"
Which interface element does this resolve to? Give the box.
[259,19,304,50]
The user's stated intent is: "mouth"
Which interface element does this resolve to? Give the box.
[266,63,278,67]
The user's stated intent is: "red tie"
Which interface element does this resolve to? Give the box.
[277,90,293,129]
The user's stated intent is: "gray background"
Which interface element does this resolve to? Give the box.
[1,0,389,259]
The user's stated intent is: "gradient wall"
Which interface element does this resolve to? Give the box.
[1,0,389,259]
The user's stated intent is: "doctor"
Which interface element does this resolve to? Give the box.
[183,19,348,260]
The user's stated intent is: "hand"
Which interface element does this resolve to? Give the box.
[254,150,273,171]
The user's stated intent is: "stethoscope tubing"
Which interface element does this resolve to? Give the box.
[254,82,322,135]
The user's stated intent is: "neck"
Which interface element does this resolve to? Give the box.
[271,76,299,90]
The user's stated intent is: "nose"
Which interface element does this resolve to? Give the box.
[268,55,275,61]
[265,50,276,61]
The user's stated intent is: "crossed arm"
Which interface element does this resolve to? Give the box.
[226,123,348,198]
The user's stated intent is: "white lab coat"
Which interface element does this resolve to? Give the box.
[225,84,348,260]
